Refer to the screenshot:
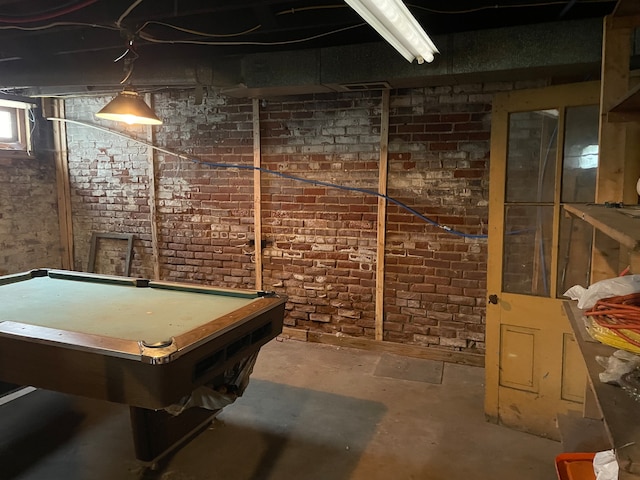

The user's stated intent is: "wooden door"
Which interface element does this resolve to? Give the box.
[485,82,600,439]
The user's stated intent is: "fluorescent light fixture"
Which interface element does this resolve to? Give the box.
[96,89,162,125]
[344,0,438,63]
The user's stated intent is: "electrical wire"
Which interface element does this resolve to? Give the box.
[116,0,145,28]
[0,21,118,32]
[133,4,351,42]
[0,0,91,18]
[136,20,262,38]
[0,0,98,24]
[127,0,615,48]
[276,5,351,15]
[112,38,139,84]
[0,0,608,48]
[137,22,367,47]
[408,0,615,15]
[46,116,488,240]
[27,107,36,156]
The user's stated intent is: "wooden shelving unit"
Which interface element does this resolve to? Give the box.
[556,2,640,478]
[589,0,640,281]
[564,301,640,479]
[564,204,640,251]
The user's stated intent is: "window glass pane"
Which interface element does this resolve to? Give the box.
[502,205,553,296]
[506,110,558,203]
[561,105,598,204]
[0,110,13,140]
[557,211,593,297]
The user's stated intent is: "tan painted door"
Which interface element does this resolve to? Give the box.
[485,82,600,439]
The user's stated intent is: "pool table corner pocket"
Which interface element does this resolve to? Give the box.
[138,338,179,365]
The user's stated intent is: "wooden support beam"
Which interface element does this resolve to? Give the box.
[307,331,485,367]
[280,326,309,342]
[592,15,633,281]
[375,90,390,341]
[597,16,631,199]
[145,93,161,281]
[252,98,263,291]
[49,99,74,270]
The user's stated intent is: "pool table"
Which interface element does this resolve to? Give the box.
[0,268,286,461]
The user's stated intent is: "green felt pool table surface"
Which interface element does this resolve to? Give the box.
[1,273,264,345]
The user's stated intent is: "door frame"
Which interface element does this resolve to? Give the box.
[485,81,601,424]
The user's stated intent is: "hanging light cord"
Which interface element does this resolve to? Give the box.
[46,116,488,239]
[112,37,139,85]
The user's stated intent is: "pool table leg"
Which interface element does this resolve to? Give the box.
[129,406,221,463]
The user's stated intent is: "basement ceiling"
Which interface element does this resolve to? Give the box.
[0,0,618,92]
[0,1,617,59]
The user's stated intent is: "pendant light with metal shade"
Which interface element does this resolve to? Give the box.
[95,38,163,126]
[96,89,162,125]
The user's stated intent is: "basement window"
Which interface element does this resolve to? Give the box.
[0,99,33,157]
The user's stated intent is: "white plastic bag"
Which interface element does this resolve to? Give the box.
[593,450,618,480]
[596,349,640,385]
[563,275,640,309]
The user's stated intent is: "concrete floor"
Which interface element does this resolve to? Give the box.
[1,339,562,480]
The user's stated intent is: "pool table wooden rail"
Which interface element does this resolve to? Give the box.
[0,293,283,365]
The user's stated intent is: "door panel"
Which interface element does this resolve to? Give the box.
[499,324,537,392]
[486,82,599,439]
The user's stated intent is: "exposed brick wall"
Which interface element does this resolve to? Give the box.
[62,79,549,354]
[381,81,546,352]
[65,92,256,286]
[65,96,155,276]
[153,91,255,286]
[260,92,382,336]
[0,155,62,274]
[384,84,492,352]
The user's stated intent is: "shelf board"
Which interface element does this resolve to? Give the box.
[608,83,640,122]
[564,301,640,478]
[564,204,640,251]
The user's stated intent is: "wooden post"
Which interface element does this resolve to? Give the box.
[252,98,263,291]
[50,98,74,270]
[591,15,632,281]
[375,90,390,341]
[145,93,161,280]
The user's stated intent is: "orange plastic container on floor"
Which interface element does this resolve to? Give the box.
[555,453,596,480]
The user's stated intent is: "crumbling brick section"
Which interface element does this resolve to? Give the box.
[0,156,62,274]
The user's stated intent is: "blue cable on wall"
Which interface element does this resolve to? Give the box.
[47,117,489,240]
[191,158,489,240]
